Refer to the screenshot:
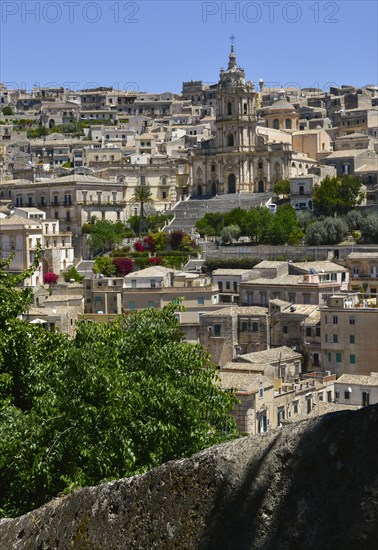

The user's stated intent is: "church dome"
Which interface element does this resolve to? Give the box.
[267,98,296,113]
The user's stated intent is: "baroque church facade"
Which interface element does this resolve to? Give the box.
[190,47,316,196]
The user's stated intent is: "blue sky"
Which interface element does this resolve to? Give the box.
[1,1,377,93]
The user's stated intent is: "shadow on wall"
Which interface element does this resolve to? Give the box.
[205,407,378,550]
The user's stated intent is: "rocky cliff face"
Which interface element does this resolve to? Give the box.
[1,406,377,550]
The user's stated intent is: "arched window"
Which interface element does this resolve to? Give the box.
[243,103,248,114]
[285,118,292,129]
[291,162,296,167]
[197,184,203,196]
[227,134,234,147]
[258,161,263,170]
[258,180,265,193]
[211,163,216,172]
[227,102,232,115]
[273,119,279,129]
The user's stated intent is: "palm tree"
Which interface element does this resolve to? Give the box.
[130,185,154,235]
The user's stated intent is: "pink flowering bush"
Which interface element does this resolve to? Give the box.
[113,257,134,276]
[143,235,155,253]
[43,272,59,285]
[148,257,162,266]
[133,241,144,252]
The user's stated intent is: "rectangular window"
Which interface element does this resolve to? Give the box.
[350,354,356,364]
[283,325,288,334]
[328,352,332,362]
[316,327,321,337]
[241,321,248,332]
[225,281,231,290]
[333,334,338,343]
[349,316,355,325]
[350,334,355,344]
[252,322,258,332]
[336,352,342,363]
[333,316,338,324]
[335,391,340,399]
[129,302,135,311]
[306,327,312,337]
[344,391,350,400]
[150,279,156,288]
[293,402,298,414]
[197,297,205,305]
[214,324,221,337]
[131,279,137,288]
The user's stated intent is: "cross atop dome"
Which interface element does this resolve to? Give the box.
[228,35,237,70]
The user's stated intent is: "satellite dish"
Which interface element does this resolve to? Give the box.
[348,387,352,393]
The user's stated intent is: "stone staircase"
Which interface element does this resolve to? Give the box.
[164,193,273,234]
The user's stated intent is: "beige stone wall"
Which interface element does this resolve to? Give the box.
[321,307,378,376]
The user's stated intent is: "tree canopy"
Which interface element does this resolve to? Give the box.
[0,257,238,517]
[195,205,303,245]
[86,219,127,256]
[313,175,364,217]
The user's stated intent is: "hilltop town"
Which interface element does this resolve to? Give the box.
[1,47,378,435]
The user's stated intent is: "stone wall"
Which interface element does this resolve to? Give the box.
[0,406,377,550]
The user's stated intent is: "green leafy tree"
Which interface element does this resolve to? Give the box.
[220,224,241,244]
[244,207,273,243]
[2,106,13,116]
[313,175,364,217]
[0,260,238,517]
[360,214,378,244]
[273,179,290,197]
[195,212,224,237]
[87,220,126,256]
[305,217,348,245]
[267,204,304,245]
[150,231,168,252]
[63,266,84,283]
[130,186,154,235]
[93,256,117,277]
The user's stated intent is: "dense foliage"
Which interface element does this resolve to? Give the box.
[196,205,303,245]
[313,175,365,217]
[63,266,84,283]
[86,219,127,256]
[0,257,238,517]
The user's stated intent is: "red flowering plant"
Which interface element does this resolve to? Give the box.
[143,234,155,253]
[169,230,186,250]
[43,272,59,285]
[148,257,162,266]
[133,241,144,252]
[113,257,134,276]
